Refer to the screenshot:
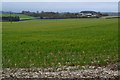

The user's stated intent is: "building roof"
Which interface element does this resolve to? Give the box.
[80,11,97,13]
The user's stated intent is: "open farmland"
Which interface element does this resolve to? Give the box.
[2,18,119,68]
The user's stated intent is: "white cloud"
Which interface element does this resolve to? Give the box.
[1,0,120,2]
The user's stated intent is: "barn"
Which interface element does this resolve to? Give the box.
[80,11,100,18]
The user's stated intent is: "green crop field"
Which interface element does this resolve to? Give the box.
[2,18,119,68]
[2,13,37,20]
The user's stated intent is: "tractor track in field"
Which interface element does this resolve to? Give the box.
[1,62,120,79]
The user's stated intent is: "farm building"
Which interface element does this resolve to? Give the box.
[80,11,101,18]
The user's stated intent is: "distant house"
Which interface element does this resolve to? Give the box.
[80,11,100,18]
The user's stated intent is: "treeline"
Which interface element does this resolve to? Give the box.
[21,11,82,19]
[2,16,20,22]
[21,11,106,19]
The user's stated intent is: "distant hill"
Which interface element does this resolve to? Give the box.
[2,13,37,20]
[1,11,18,14]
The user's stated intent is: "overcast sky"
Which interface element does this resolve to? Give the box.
[1,0,119,2]
[2,2,118,12]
